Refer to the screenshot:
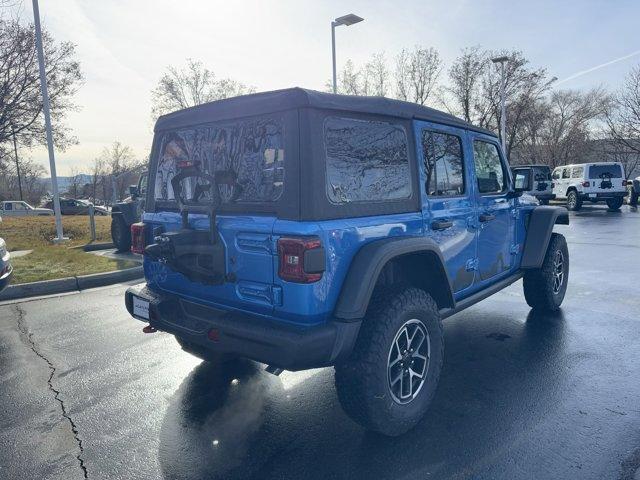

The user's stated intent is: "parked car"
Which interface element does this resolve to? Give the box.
[0,237,12,293]
[125,89,570,436]
[627,175,640,206]
[511,165,555,204]
[44,198,109,216]
[552,162,628,211]
[0,200,54,216]
[111,172,148,252]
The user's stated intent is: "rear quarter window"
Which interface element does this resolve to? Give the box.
[323,116,411,204]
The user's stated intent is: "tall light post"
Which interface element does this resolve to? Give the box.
[491,55,509,153]
[32,0,66,242]
[331,13,364,94]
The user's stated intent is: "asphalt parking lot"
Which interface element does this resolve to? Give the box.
[1,203,639,480]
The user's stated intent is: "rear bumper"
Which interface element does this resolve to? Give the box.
[534,193,555,201]
[579,191,628,200]
[125,284,360,371]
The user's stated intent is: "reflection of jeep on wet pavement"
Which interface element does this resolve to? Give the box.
[125,89,570,435]
[110,172,147,251]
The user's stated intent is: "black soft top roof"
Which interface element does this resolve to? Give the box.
[154,87,495,136]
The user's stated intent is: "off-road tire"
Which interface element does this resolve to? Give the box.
[175,336,237,364]
[334,287,444,436]
[523,233,569,312]
[111,215,131,252]
[566,190,582,211]
[606,197,624,210]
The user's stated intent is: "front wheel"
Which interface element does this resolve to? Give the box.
[523,233,569,312]
[606,197,624,210]
[335,288,444,436]
[566,191,582,211]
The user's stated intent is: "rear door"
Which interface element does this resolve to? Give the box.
[588,163,625,193]
[145,112,290,316]
[470,135,515,283]
[417,121,477,294]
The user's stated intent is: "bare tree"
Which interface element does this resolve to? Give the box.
[99,141,142,203]
[0,156,46,204]
[394,46,442,106]
[151,59,255,120]
[516,88,608,168]
[445,46,488,123]
[362,53,391,97]
[604,65,640,175]
[0,17,82,156]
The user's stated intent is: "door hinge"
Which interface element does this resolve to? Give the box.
[465,258,479,271]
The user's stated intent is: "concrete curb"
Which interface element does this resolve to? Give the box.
[0,266,143,301]
[83,242,115,252]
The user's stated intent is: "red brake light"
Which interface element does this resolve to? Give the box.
[131,222,146,254]
[277,237,324,283]
[582,181,590,187]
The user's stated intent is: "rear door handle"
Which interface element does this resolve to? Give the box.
[431,220,453,231]
[479,214,495,222]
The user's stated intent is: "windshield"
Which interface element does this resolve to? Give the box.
[589,164,622,179]
[154,114,285,204]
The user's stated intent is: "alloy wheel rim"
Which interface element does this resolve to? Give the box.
[568,194,576,208]
[552,250,565,294]
[387,319,430,404]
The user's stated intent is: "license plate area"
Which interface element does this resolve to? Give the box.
[133,296,150,320]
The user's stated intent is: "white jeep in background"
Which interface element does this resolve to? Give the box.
[0,200,54,217]
[552,162,628,211]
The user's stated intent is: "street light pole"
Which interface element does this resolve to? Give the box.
[331,21,337,94]
[492,55,509,153]
[11,127,23,201]
[32,0,66,242]
[331,14,364,94]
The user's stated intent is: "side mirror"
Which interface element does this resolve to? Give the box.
[129,185,139,197]
[512,169,532,195]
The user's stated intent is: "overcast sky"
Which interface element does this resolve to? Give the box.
[10,0,640,175]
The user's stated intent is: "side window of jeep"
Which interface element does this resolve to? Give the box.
[473,141,507,194]
[422,130,465,196]
[324,116,411,204]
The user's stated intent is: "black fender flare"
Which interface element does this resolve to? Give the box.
[521,206,569,269]
[333,236,454,321]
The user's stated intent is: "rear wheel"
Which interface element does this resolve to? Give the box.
[566,191,582,211]
[111,215,131,252]
[606,197,624,210]
[523,233,569,312]
[335,288,444,436]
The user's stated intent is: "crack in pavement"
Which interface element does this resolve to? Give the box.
[14,304,89,479]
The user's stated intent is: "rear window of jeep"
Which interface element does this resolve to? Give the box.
[154,115,285,204]
[588,164,622,179]
[323,116,411,204]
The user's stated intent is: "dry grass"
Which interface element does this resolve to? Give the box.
[0,215,112,250]
[0,216,137,284]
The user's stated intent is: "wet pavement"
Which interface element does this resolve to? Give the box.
[1,204,639,480]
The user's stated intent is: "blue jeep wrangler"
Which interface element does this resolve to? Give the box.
[125,88,569,435]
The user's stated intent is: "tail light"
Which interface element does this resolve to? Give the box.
[131,222,146,254]
[582,181,590,187]
[277,237,325,283]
